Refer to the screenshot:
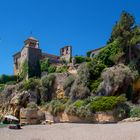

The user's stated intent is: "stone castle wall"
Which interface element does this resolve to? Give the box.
[60,46,72,63]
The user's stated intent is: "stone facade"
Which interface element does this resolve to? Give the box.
[13,37,73,78]
[13,37,42,78]
[60,46,72,63]
[87,47,104,58]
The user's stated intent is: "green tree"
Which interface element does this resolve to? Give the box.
[40,59,50,72]
[109,11,135,43]
[96,40,123,66]
[108,11,140,63]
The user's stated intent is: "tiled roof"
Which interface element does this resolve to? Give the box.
[24,36,38,42]
[87,46,104,53]
[42,53,60,59]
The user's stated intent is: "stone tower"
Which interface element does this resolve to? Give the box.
[60,46,72,63]
[13,37,42,78]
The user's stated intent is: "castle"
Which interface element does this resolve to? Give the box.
[13,37,72,77]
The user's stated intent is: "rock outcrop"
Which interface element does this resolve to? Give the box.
[0,73,71,119]
[97,64,133,96]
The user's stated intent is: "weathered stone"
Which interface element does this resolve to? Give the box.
[20,108,39,125]
[120,117,140,123]
[94,111,116,123]
[53,73,70,98]
[97,64,133,96]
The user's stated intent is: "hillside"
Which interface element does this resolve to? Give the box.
[1,11,140,123]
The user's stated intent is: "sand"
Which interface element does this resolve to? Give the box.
[0,122,140,140]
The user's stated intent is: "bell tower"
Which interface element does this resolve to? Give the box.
[24,36,39,48]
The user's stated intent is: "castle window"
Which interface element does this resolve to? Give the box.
[29,42,35,47]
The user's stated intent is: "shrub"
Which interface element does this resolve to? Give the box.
[27,102,38,109]
[6,81,17,85]
[96,40,123,66]
[41,74,55,88]
[46,99,67,116]
[23,78,40,91]
[89,96,127,112]
[48,65,56,73]
[76,105,92,118]
[130,106,140,117]
[74,56,91,64]
[0,84,5,92]
[41,74,56,102]
[56,65,68,73]
[70,85,90,100]
[87,59,106,80]
[63,75,75,90]
[90,78,102,93]
[114,103,130,121]
[63,75,75,97]
[20,60,28,79]
[70,63,90,100]
[73,100,85,108]
[97,64,133,96]
[66,100,92,118]
[0,74,18,84]
[40,59,50,72]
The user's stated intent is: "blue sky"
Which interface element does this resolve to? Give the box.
[0,0,140,75]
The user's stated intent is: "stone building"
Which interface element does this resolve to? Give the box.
[60,46,72,63]
[13,37,72,78]
[87,47,104,58]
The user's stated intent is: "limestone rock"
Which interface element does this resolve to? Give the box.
[97,64,133,96]
[53,73,70,98]
[120,117,140,122]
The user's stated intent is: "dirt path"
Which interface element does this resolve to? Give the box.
[0,122,140,140]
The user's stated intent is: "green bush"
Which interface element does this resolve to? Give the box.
[114,103,130,121]
[40,59,50,72]
[63,75,75,97]
[41,74,55,88]
[20,60,28,79]
[70,63,90,100]
[6,81,17,85]
[63,75,75,90]
[75,56,91,64]
[90,78,102,93]
[130,106,140,117]
[90,96,127,112]
[56,65,68,73]
[66,100,92,118]
[87,59,106,80]
[96,40,123,66]
[73,100,86,108]
[0,84,5,92]
[41,74,56,102]
[0,74,18,84]
[48,65,56,73]
[22,78,40,91]
[46,99,67,116]
[27,102,38,109]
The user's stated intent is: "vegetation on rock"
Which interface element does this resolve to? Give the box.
[97,64,133,96]
[1,11,140,122]
[70,63,90,100]
[130,106,140,118]
[40,74,56,103]
[0,74,18,84]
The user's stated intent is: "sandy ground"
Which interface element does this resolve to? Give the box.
[0,122,140,140]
